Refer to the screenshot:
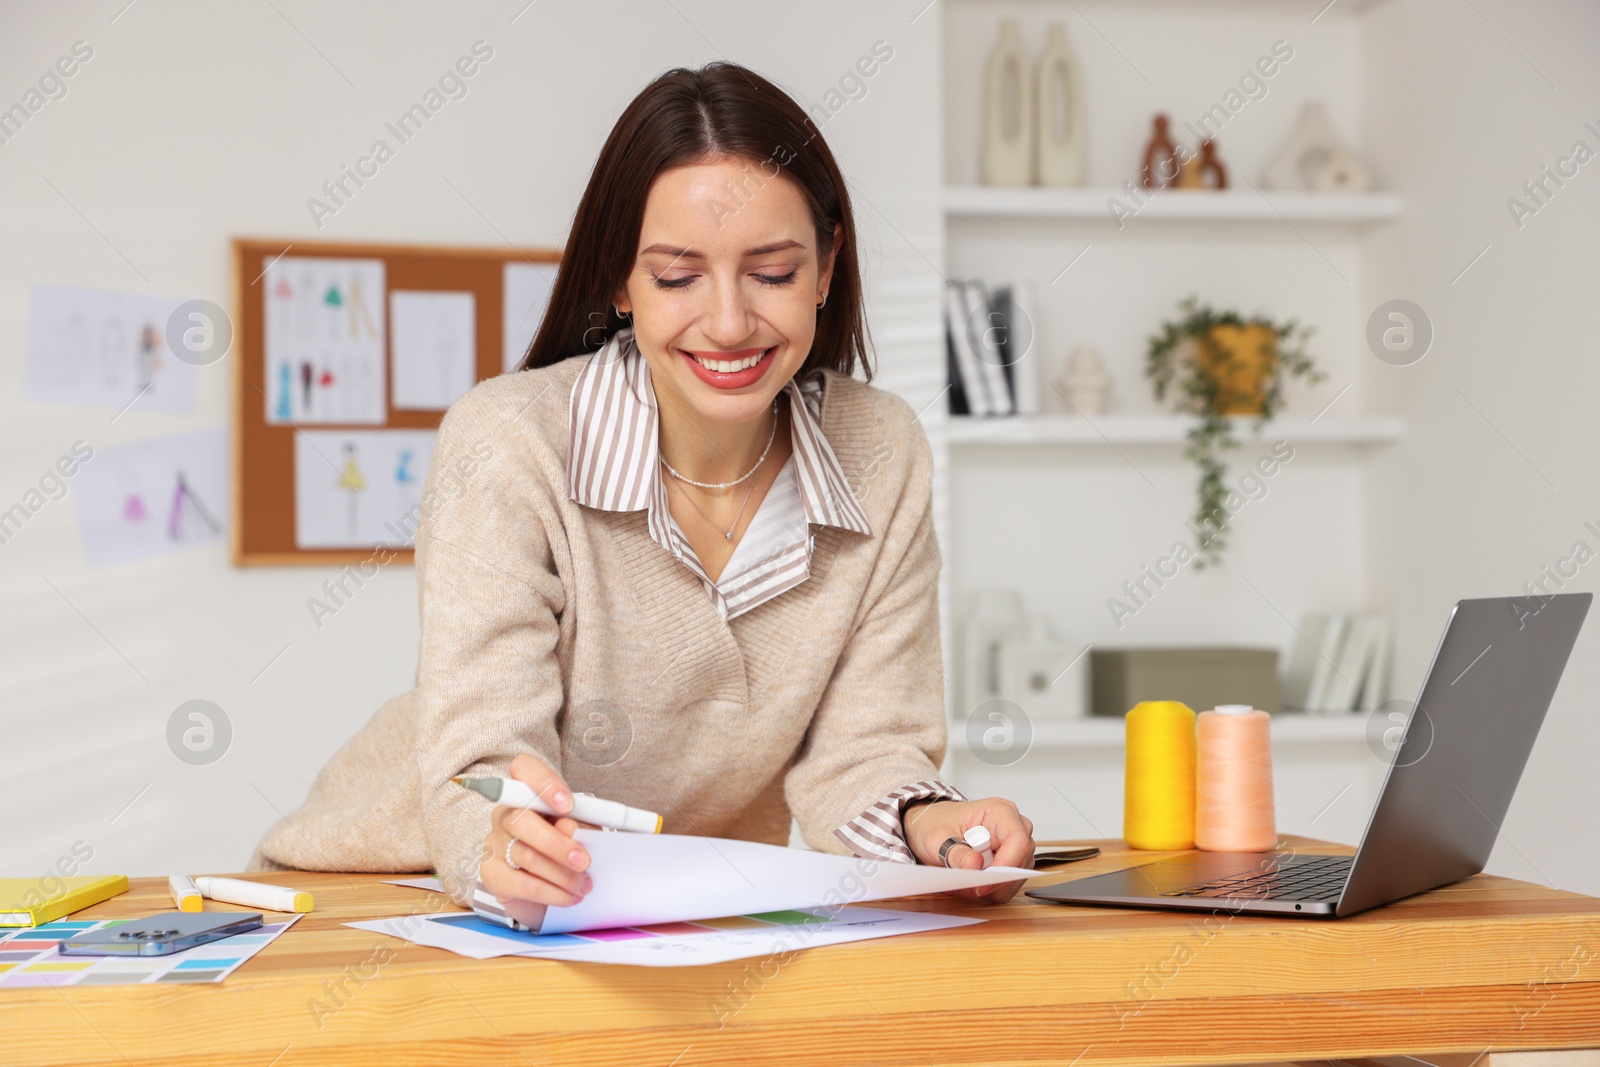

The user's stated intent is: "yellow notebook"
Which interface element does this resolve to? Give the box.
[0,875,129,927]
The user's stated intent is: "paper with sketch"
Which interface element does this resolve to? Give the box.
[491,831,1030,935]
[390,290,476,409]
[502,262,558,372]
[294,429,437,549]
[350,905,980,968]
[72,428,229,568]
[25,283,199,414]
[264,257,386,424]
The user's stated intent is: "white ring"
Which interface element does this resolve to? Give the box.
[505,838,521,871]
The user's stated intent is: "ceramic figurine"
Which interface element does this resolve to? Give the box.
[1177,139,1228,189]
[1260,101,1373,191]
[1057,345,1112,415]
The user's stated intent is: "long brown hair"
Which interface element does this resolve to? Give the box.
[518,61,872,381]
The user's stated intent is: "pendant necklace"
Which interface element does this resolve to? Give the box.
[660,400,779,541]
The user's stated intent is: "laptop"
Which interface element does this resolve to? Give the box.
[1027,594,1590,918]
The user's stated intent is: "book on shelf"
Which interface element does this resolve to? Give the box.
[945,278,1038,417]
[1283,611,1392,714]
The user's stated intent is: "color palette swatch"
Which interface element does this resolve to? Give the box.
[0,916,300,988]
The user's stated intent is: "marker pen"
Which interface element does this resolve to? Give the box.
[168,874,203,913]
[194,876,313,913]
[963,826,995,868]
[453,776,662,833]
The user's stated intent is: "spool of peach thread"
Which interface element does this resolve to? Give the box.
[1195,705,1277,852]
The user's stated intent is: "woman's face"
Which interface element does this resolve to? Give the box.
[615,156,839,427]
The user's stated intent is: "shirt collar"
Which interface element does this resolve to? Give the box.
[566,327,872,538]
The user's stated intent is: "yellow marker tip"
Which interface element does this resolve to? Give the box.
[292,892,315,913]
[179,896,203,913]
[654,815,664,834]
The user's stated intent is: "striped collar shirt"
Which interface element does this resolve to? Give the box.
[566,327,873,621]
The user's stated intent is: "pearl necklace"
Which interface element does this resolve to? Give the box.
[659,400,779,490]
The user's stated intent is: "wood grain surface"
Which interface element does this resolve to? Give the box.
[5,836,1598,1067]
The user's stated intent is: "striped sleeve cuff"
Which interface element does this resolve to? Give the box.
[832,779,969,864]
[471,873,533,931]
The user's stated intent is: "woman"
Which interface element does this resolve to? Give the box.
[250,61,1034,931]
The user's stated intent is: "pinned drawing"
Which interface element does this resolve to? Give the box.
[294,430,437,549]
[72,429,229,568]
[337,443,366,540]
[503,263,558,372]
[25,284,199,414]
[274,362,292,421]
[264,257,386,425]
[391,290,477,409]
[168,471,222,542]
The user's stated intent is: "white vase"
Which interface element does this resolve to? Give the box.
[981,19,1034,187]
[1033,22,1085,187]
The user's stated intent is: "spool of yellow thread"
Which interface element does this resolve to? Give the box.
[1123,701,1196,850]
[1196,705,1277,852]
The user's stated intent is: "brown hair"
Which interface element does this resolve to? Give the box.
[518,61,872,381]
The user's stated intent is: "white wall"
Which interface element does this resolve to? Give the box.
[0,1,944,879]
[4,0,1596,902]
[1360,0,1600,892]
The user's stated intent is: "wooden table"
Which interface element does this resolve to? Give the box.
[7,835,1599,1067]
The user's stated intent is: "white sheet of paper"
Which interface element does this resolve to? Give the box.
[382,877,444,892]
[390,290,476,410]
[25,283,198,414]
[502,262,558,372]
[293,429,436,549]
[349,905,981,967]
[72,428,229,568]
[264,257,386,424]
[512,831,1031,934]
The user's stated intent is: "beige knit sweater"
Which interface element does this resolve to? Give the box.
[247,355,948,907]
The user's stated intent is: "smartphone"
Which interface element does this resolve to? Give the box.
[59,911,263,957]
[1033,846,1101,868]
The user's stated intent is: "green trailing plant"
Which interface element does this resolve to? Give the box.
[1145,296,1323,568]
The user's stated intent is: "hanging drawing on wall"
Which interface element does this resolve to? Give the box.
[264,257,386,424]
[389,290,476,410]
[72,428,229,568]
[503,262,558,373]
[24,284,199,415]
[293,429,437,549]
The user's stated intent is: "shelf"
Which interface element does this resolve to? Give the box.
[944,186,1402,224]
[946,414,1404,446]
[955,712,1372,753]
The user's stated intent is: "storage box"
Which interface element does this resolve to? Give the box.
[1089,647,1281,717]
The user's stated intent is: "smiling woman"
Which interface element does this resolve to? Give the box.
[249,60,1034,932]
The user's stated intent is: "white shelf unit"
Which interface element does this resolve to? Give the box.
[946,414,1404,446]
[956,712,1372,751]
[936,1,1403,846]
[944,186,1402,224]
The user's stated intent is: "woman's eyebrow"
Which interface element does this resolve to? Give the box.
[639,239,807,259]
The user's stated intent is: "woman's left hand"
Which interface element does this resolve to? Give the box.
[903,797,1035,902]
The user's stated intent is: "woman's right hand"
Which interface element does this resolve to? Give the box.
[478,754,593,930]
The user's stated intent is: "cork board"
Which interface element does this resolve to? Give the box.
[230,237,561,565]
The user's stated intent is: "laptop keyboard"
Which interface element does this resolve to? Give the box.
[1161,855,1353,901]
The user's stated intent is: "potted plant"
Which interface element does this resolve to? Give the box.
[1145,296,1323,567]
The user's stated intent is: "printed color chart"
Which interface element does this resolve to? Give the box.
[0,916,300,988]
